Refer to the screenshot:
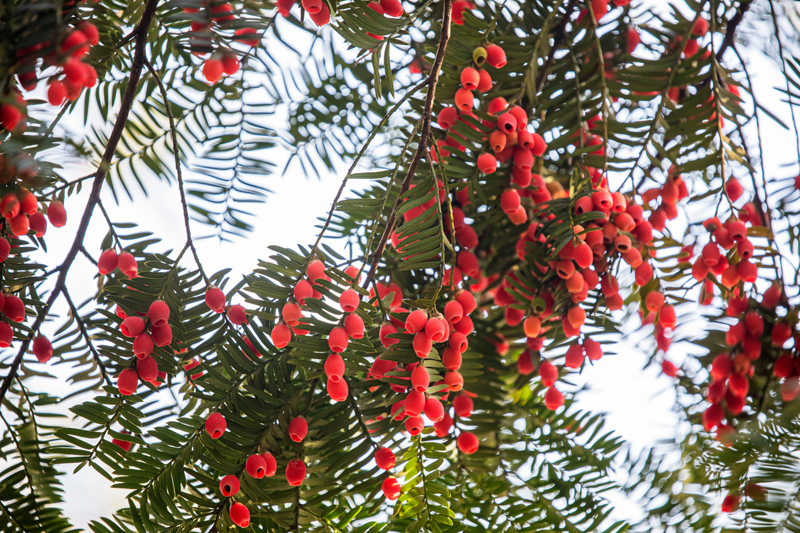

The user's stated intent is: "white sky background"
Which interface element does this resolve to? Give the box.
[6,0,800,528]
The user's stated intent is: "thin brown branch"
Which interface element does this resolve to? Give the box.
[535,0,578,91]
[364,0,453,286]
[716,0,753,61]
[0,0,160,405]
[144,57,209,285]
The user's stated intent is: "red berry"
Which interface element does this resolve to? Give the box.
[230,502,250,528]
[327,377,348,401]
[460,67,480,90]
[28,212,46,238]
[117,251,138,278]
[382,476,401,500]
[32,335,52,363]
[404,390,425,416]
[133,333,154,359]
[344,313,364,339]
[307,260,326,282]
[121,316,145,338]
[288,416,308,442]
[328,326,349,353]
[0,238,10,262]
[405,415,424,435]
[380,0,403,16]
[117,367,139,395]
[0,322,13,347]
[405,309,428,334]
[77,21,100,46]
[339,288,360,312]
[325,353,345,382]
[221,54,239,76]
[539,360,558,387]
[47,200,67,227]
[721,493,739,513]
[151,324,173,347]
[262,452,277,476]
[453,394,473,418]
[137,355,158,383]
[424,396,444,422]
[148,300,170,328]
[411,365,430,392]
[477,153,497,174]
[434,412,453,437]
[544,387,564,410]
[282,302,303,326]
[219,475,240,497]
[457,431,479,454]
[205,287,226,313]
[286,458,306,486]
[375,447,396,470]
[205,412,227,439]
[234,28,260,47]
[485,45,507,68]
[271,322,292,348]
[3,295,24,323]
[413,331,432,357]
[203,59,223,83]
[517,351,535,375]
[227,304,247,325]
[246,454,267,478]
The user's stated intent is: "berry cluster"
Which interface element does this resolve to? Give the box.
[115,300,173,395]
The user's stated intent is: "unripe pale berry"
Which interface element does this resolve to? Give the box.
[457,431,479,454]
[32,335,52,363]
[230,502,250,528]
[220,475,240,497]
[117,368,139,396]
[121,316,145,338]
[286,458,306,486]
[375,447,396,470]
[206,412,226,439]
[288,416,308,442]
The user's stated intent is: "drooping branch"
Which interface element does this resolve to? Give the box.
[0,0,160,405]
[364,0,454,285]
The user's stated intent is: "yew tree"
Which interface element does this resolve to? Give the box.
[2,0,800,530]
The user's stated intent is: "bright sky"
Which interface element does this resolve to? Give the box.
[6,1,799,529]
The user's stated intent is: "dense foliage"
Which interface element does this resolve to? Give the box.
[2,0,800,531]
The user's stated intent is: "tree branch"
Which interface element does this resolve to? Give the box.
[0,0,160,405]
[364,0,453,286]
[535,0,578,91]
[716,0,753,61]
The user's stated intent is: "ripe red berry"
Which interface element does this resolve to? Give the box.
[424,316,447,342]
[583,338,603,361]
[544,387,564,410]
[476,69,492,92]
[205,287,226,313]
[137,355,158,383]
[112,437,133,452]
[246,454,267,478]
[539,360,558,387]
[460,67,480,90]
[0,238,10,262]
[453,394,473,418]
[282,302,303,326]
[434,412,453,437]
[328,326,349,353]
[382,476,401,500]
[288,416,308,442]
[405,390,426,416]
[272,322,292,349]
[564,344,584,368]
[205,412,227,439]
[424,396,444,422]
[221,54,239,76]
[413,331,432,358]
[286,458,306,486]
[47,200,67,227]
[151,324,173,347]
[380,322,399,348]
[375,447,396,470]
[307,260,326,282]
[339,288,360,312]
[203,59,223,83]
[117,251,138,278]
[234,27,260,47]
[438,107,459,129]
[410,365,430,392]
[260,452,277,476]
[0,193,19,220]
[133,333,153,359]
[226,304,247,326]
[219,474,240,497]
[405,415,424,435]
[324,353,346,382]
[0,103,24,132]
[28,212,46,237]
[62,29,89,57]
[405,309,428,334]
[0,322,13,347]
[444,370,464,391]
[77,21,100,46]
[184,358,204,380]
[457,431,479,454]
[344,313,365,339]
[517,350,535,375]
[121,316,145,338]
[117,368,139,395]
[442,346,462,371]
[148,300,170,327]
[485,45,507,68]
[721,493,739,513]
[32,335,52,363]
[327,377,349,401]
[7,213,28,236]
[380,0,403,16]
[230,502,250,527]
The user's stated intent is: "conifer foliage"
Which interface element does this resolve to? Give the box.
[1,0,799,531]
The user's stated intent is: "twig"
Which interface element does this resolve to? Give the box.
[715,0,753,61]
[144,57,210,285]
[535,0,579,91]
[0,0,160,406]
[363,0,454,286]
